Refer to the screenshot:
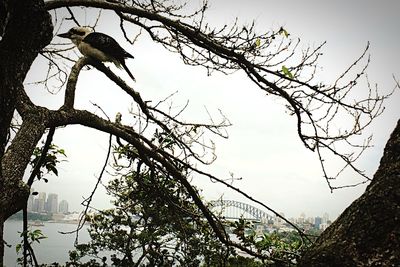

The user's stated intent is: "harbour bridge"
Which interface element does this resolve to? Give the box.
[210,200,274,222]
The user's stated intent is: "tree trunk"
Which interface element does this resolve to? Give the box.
[299,119,400,266]
[0,0,52,263]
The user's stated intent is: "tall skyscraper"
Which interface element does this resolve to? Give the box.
[32,198,39,212]
[59,200,69,214]
[46,193,58,213]
[314,216,322,229]
[323,212,330,224]
[38,192,46,213]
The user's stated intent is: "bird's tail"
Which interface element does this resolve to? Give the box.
[122,62,136,82]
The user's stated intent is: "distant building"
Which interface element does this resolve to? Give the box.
[298,212,306,224]
[37,192,46,213]
[320,222,329,231]
[46,193,58,213]
[59,200,69,214]
[314,216,322,229]
[323,212,329,224]
[27,188,35,212]
[32,198,39,212]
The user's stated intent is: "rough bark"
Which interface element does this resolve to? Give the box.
[299,119,400,266]
[0,0,53,263]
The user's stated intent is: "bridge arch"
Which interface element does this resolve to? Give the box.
[210,200,273,222]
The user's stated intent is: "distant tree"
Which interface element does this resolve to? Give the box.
[0,0,398,266]
[8,212,52,222]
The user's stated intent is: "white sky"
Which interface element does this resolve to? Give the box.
[25,0,399,219]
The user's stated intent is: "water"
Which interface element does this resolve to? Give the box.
[4,220,90,267]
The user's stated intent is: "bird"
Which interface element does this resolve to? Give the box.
[58,26,135,81]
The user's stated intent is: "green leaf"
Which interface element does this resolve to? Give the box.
[255,38,261,47]
[16,243,21,253]
[281,65,294,79]
[48,165,58,176]
[58,149,66,156]
[33,229,42,235]
[279,27,289,38]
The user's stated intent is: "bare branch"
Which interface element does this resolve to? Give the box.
[44,0,392,184]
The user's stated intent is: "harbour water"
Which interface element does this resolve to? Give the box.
[4,220,90,267]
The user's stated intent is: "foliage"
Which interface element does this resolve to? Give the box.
[67,146,231,266]
[227,218,312,265]
[16,229,47,265]
[224,256,265,267]
[30,143,66,182]
[281,66,294,79]
[66,141,314,266]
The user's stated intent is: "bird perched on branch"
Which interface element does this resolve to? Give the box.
[58,27,135,81]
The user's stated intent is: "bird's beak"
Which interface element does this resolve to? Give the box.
[57,32,71,39]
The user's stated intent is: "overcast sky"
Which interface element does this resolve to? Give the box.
[25,0,399,220]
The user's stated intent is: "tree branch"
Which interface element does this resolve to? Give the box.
[27,127,56,186]
[44,0,392,185]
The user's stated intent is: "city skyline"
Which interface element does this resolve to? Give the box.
[27,190,69,214]
[27,190,334,223]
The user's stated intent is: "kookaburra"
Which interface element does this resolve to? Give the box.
[58,27,135,81]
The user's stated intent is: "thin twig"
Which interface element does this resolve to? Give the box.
[27,127,56,186]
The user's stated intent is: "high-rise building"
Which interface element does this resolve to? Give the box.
[38,192,46,213]
[323,212,329,224]
[32,198,39,212]
[314,216,322,229]
[298,212,306,224]
[46,193,58,213]
[59,200,69,214]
